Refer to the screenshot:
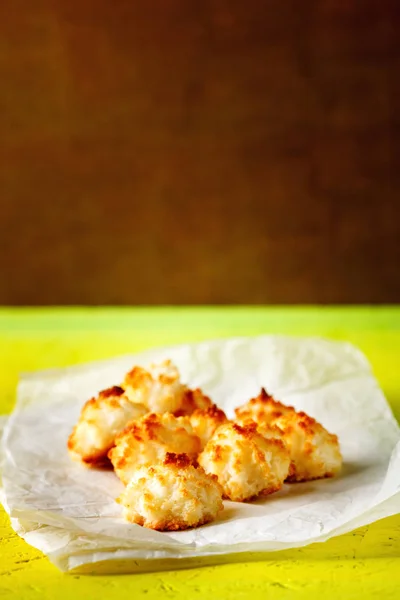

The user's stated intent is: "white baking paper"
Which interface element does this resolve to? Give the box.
[1,335,399,573]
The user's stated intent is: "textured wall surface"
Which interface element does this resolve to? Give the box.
[1,1,399,304]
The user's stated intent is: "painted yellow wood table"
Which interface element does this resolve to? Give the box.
[0,307,399,599]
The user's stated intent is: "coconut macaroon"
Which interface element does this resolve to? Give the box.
[235,388,295,425]
[123,360,186,415]
[174,387,213,416]
[198,422,291,502]
[118,452,224,530]
[109,413,201,485]
[274,411,342,482]
[190,404,229,450]
[68,386,147,467]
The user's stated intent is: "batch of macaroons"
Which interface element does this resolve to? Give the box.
[68,360,342,531]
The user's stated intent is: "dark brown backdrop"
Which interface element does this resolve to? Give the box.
[1,1,399,304]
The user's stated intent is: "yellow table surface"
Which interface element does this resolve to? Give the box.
[0,307,399,599]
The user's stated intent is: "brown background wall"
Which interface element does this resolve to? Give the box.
[1,0,399,305]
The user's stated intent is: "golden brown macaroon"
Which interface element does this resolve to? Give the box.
[235,388,296,425]
[123,359,186,414]
[174,387,213,416]
[118,452,224,530]
[109,413,201,485]
[68,386,147,467]
[274,411,342,482]
[198,422,291,502]
[190,404,229,450]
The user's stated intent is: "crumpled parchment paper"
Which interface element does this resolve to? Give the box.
[1,335,399,573]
